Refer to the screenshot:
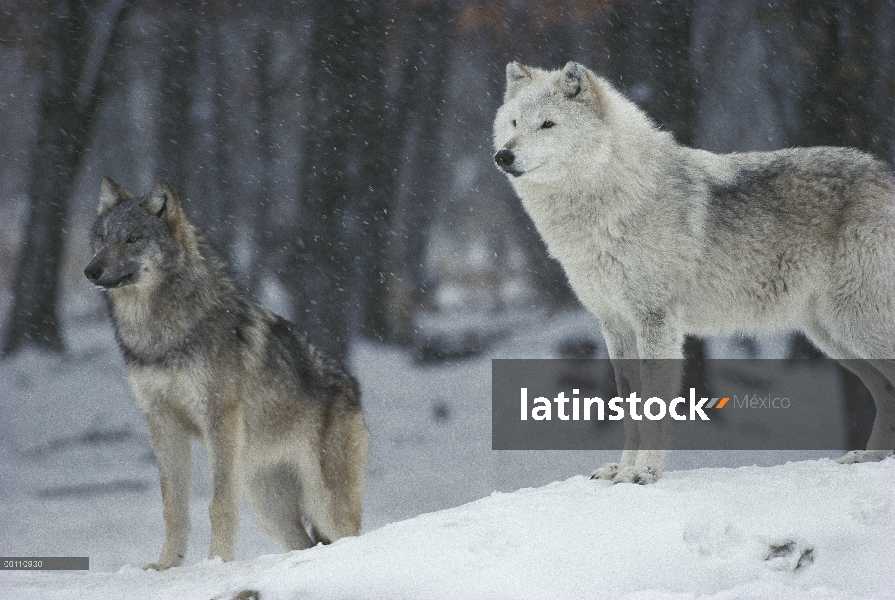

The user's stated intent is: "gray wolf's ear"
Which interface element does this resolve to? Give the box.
[505,62,534,101]
[145,179,183,226]
[98,175,131,215]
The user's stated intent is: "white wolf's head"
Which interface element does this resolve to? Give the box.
[493,62,613,187]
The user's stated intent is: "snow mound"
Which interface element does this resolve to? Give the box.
[3,458,893,600]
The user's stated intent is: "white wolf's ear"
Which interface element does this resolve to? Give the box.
[505,62,534,101]
[98,175,131,215]
[558,62,606,113]
[145,179,183,227]
[559,62,590,98]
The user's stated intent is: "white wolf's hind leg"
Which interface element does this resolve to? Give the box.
[803,323,895,464]
[835,449,894,464]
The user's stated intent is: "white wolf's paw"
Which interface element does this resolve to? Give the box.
[836,449,894,464]
[613,465,660,485]
[590,463,620,481]
[142,556,183,571]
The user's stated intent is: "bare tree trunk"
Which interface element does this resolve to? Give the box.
[795,0,895,159]
[155,3,198,193]
[288,0,380,364]
[388,0,454,343]
[2,0,130,356]
[356,7,417,342]
[251,16,276,295]
[608,0,696,145]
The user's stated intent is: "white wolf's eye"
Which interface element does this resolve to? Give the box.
[512,119,517,127]
[541,120,555,129]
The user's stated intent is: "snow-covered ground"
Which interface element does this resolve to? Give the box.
[1,310,892,599]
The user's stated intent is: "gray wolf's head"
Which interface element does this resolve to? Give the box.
[84,176,189,291]
[493,61,612,184]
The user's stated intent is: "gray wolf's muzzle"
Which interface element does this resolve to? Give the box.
[84,258,137,289]
[494,149,523,177]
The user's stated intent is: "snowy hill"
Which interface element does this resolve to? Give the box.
[1,310,893,598]
[3,459,893,599]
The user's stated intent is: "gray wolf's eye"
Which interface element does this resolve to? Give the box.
[126,234,140,244]
[541,120,555,129]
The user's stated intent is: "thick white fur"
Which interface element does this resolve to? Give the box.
[494,62,895,483]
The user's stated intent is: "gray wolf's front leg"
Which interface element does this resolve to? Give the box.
[206,405,242,563]
[144,413,193,570]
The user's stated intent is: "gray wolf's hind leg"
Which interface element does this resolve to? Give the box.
[245,465,314,551]
[305,412,367,544]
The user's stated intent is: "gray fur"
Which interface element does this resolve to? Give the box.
[494,61,895,484]
[85,176,369,568]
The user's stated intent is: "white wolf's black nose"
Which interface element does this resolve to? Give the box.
[494,149,515,169]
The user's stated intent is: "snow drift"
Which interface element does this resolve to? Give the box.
[3,458,893,600]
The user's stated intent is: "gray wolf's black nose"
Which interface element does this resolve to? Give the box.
[494,149,515,169]
[84,262,102,282]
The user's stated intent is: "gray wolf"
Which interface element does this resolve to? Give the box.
[493,61,895,484]
[84,176,369,569]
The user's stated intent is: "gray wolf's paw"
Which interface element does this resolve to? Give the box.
[590,463,620,480]
[836,449,894,464]
[613,465,660,485]
[765,541,814,572]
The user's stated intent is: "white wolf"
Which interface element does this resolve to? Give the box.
[493,61,895,484]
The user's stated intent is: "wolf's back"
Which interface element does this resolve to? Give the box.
[264,313,361,409]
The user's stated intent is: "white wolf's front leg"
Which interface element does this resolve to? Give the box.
[591,318,647,482]
[613,448,667,484]
[144,414,193,570]
[590,424,640,480]
[614,321,681,483]
[592,315,680,485]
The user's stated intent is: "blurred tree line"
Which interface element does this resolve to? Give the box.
[1,0,894,372]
